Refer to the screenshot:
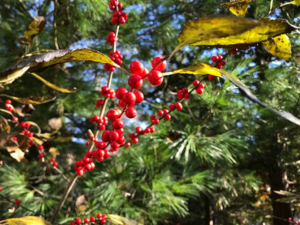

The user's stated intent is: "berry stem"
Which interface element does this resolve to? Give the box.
[0,194,39,215]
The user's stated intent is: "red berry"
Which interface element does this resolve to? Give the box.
[6,99,11,104]
[219,60,226,66]
[100,219,107,224]
[125,107,137,118]
[112,119,124,129]
[111,141,119,149]
[85,141,90,146]
[175,102,183,111]
[157,110,164,117]
[150,127,155,133]
[288,218,292,222]
[109,130,120,142]
[38,145,44,150]
[208,75,215,80]
[153,118,160,125]
[75,218,82,225]
[38,153,44,159]
[135,127,142,134]
[116,87,128,99]
[50,157,55,162]
[13,116,19,123]
[90,216,96,222]
[128,133,135,139]
[123,92,136,105]
[128,75,143,89]
[211,55,218,62]
[106,109,120,120]
[169,104,176,111]
[14,199,21,205]
[148,70,163,86]
[125,142,131,148]
[76,168,84,176]
[6,104,13,112]
[151,56,167,72]
[70,222,76,225]
[102,130,111,142]
[192,80,200,86]
[0,186,2,191]
[118,99,126,108]
[134,91,144,104]
[130,61,144,75]
[215,64,222,69]
[52,162,58,167]
[132,137,139,144]
[165,114,171,120]
[97,213,102,219]
[196,88,204,94]
[84,218,90,223]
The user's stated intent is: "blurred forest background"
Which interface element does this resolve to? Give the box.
[0,0,299,224]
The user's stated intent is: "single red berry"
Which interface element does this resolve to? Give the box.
[150,127,155,133]
[153,118,160,125]
[165,114,171,120]
[70,222,76,225]
[217,55,223,61]
[50,157,55,162]
[84,218,90,223]
[52,162,58,167]
[132,137,139,144]
[128,75,143,89]
[157,110,164,117]
[199,83,205,89]
[169,104,176,111]
[111,141,119,150]
[38,153,44,159]
[116,87,128,99]
[151,56,167,72]
[196,88,204,94]
[163,109,169,114]
[13,116,19,123]
[175,102,183,111]
[128,133,135,139]
[130,61,145,75]
[38,145,44,150]
[76,168,84,176]
[134,91,144,104]
[106,109,120,120]
[288,218,292,222]
[75,218,82,224]
[148,70,163,86]
[119,16,126,24]
[118,99,126,108]
[215,64,222,69]
[211,55,218,62]
[90,216,96,222]
[219,60,226,66]
[85,141,90,146]
[125,107,137,118]
[125,142,131,148]
[123,92,136,105]
[112,119,124,129]
[97,213,103,219]
[100,219,107,224]
[192,80,200,86]
[109,131,120,142]
[0,186,2,191]
[14,199,21,205]
[135,127,142,134]
[6,99,12,104]
[184,93,190,99]
[6,104,13,112]
[102,130,111,142]
[208,75,215,80]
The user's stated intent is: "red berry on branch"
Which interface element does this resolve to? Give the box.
[97,213,103,219]
[153,118,160,125]
[112,118,124,129]
[13,116,19,123]
[151,56,167,72]
[196,88,204,94]
[110,130,120,142]
[130,61,144,75]
[134,91,144,104]
[192,80,200,86]
[125,107,137,118]
[157,110,164,117]
[208,75,215,80]
[38,145,44,151]
[90,216,96,222]
[76,168,84,176]
[175,102,183,111]
[116,87,128,99]
[75,218,82,225]
[102,130,111,142]
[135,127,142,134]
[107,109,121,120]
[14,199,21,205]
[128,75,143,89]
[85,141,90,146]
[132,137,139,144]
[52,162,58,167]
[5,99,12,104]
[169,104,176,111]
[148,70,163,86]
[165,114,171,120]
[219,60,226,66]
[50,157,55,162]
[123,92,136,105]
[100,219,107,224]
[5,104,13,112]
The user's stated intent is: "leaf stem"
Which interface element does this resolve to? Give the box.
[264,2,292,18]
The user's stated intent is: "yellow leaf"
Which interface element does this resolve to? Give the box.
[263,34,292,61]
[54,136,72,142]
[27,121,41,134]
[221,0,251,17]
[49,147,60,156]
[32,137,43,145]
[108,214,139,225]
[1,216,51,225]
[163,63,221,77]
[0,49,118,85]
[176,16,258,49]
[18,17,46,45]
[0,94,56,105]
[0,66,30,85]
[177,17,296,49]
[290,0,300,5]
[29,73,77,93]
[6,146,25,162]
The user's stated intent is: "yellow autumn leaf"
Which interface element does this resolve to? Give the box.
[221,0,251,17]
[0,48,119,85]
[26,121,41,134]
[18,17,46,45]
[176,16,258,49]
[30,73,77,93]
[0,94,56,105]
[0,216,51,225]
[186,18,296,47]
[263,34,291,61]
[108,214,139,225]
[290,0,300,5]
[163,63,221,77]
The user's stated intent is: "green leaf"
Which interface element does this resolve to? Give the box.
[0,216,51,225]
[29,73,77,93]
[0,94,56,105]
[263,34,292,61]
[18,17,46,45]
[0,48,119,85]
[221,0,251,17]
[221,70,300,126]
[163,63,221,77]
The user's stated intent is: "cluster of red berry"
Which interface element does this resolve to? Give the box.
[50,157,58,167]
[288,217,300,224]
[105,32,118,47]
[109,0,128,25]
[70,213,107,225]
[4,99,13,112]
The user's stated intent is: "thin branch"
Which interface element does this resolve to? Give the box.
[264,2,292,18]
[53,0,59,50]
